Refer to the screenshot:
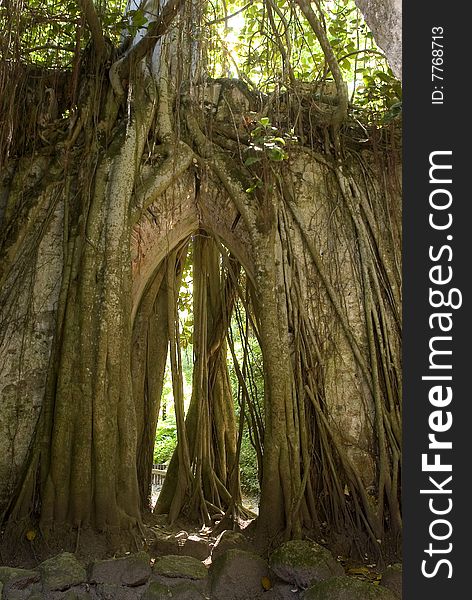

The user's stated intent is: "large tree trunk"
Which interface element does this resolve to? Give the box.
[0,9,185,527]
[255,231,302,542]
[355,0,402,79]
[6,70,158,530]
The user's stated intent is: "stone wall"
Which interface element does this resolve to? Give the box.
[0,540,401,599]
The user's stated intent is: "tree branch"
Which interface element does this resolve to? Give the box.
[185,111,257,233]
[77,0,106,59]
[294,0,348,128]
[110,0,184,97]
[205,2,252,26]
[130,141,195,224]
[122,0,184,69]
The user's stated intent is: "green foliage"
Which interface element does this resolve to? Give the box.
[204,0,399,115]
[357,70,402,117]
[126,7,149,36]
[239,432,260,495]
[244,118,297,193]
[227,303,264,495]
[153,415,178,464]
[244,117,296,165]
[178,247,194,350]
[0,0,126,67]
[2,0,400,119]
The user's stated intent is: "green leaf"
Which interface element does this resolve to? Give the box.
[244,156,261,166]
[376,71,392,83]
[268,147,287,161]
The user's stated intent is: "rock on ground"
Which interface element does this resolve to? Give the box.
[0,550,400,600]
[182,535,210,561]
[0,566,40,597]
[89,551,151,587]
[141,582,172,600]
[55,586,99,600]
[95,583,144,600]
[142,580,207,599]
[150,532,183,557]
[263,581,301,599]
[0,567,40,586]
[269,540,343,588]
[152,555,208,595]
[152,555,208,581]
[2,581,42,600]
[38,553,87,592]
[209,549,269,600]
[302,576,399,600]
[210,531,250,561]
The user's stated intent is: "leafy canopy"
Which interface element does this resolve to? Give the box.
[1,0,400,115]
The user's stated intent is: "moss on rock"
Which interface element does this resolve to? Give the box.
[141,582,172,599]
[269,540,343,588]
[302,575,398,600]
[89,551,151,587]
[38,553,86,592]
[153,555,207,580]
[210,549,269,600]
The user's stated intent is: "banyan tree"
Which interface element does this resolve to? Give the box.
[0,0,402,559]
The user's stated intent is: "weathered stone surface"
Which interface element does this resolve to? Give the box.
[64,588,93,600]
[38,552,87,592]
[29,583,95,600]
[182,535,210,560]
[269,540,343,588]
[151,532,183,557]
[89,551,151,587]
[0,567,39,587]
[164,582,206,599]
[151,553,209,595]
[3,582,41,600]
[209,549,268,600]
[381,563,402,598]
[58,587,94,600]
[95,583,142,600]
[302,576,398,600]
[153,556,207,581]
[141,582,172,599]
[0,567,41,600]
[211,531,250,561]
[263,581,301,599]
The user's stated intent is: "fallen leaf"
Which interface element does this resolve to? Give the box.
[262,576,272,590]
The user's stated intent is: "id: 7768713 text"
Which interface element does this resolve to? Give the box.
[431,26,444,105]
